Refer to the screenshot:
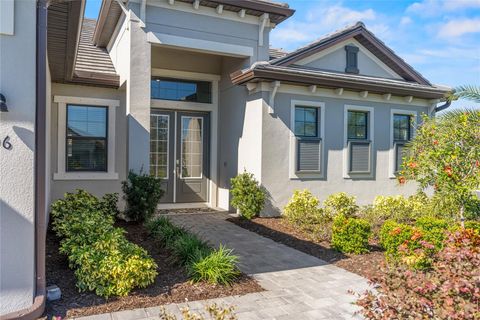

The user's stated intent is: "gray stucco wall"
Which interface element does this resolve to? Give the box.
[260,92,426,215]
[0,0,36,314]
[49,83,127,206]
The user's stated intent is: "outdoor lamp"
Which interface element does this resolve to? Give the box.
[0,94,8,112]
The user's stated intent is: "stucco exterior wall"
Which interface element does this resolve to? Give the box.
[0,0,36,314]
[49,83,127,206]
[260,91,427,215]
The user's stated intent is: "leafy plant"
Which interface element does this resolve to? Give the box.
[323,192,358,218]
[356,229,480,320]
[331,214,371,254]
[399,109,480,223]
[122,171,164,222]
[148,217,240,285]
[50,190,157,297]
[230,171,266,219]
[189,245,240,285]
[160,303,237,320]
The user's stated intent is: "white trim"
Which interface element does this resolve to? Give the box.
[150,69,219,208]
[258,13,269,46]
[147,32,254,57]
[289,100,325,180]
[179,115,204,179]
[53,96,119,181]
[134,0,275,26]
[294,38,402,80]
[388,109,417,178]
[254,82,433,107]
[343,105,375,179]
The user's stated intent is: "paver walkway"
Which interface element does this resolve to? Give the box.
[77,212,370,320]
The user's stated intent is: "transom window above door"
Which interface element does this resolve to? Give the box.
[66,105,108,172]
[347,111,368,140]
[294,106,318,137]
[151,78,212,103]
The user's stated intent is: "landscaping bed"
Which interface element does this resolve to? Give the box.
[228,216,385,280]
[44,220,262,319]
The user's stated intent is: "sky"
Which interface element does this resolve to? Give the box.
[84,0,480,110]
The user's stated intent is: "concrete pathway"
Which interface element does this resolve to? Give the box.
[76,213,370,320]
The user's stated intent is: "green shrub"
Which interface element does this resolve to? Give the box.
[331,214,371,254]
[379,220,414,259]
[323,192,358,217]
[189,245,240,285]
[415,217,449,249]
[160,303,237,320]
[230,171,266,219]
[122,171,164,222]
[50,190,157,297]
[283,190,332,241]
[464,220,480,233]
[148,217,240,285]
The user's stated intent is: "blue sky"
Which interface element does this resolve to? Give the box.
[85,0,480,109]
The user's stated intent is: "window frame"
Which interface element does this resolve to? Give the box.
[54,96,119,180]
[343,105,374,179]
[65,104,109,172]
[289,100,325,179]
[294,106,319,138]
[389,109,417,178]
[393,114,412,142]
[347,110,369,140]
[151,77,212,104]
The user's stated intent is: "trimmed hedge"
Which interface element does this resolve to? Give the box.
[230,171,266,219]
[147,217,240,285]
[332,214,371,254]
[51,190,157,297]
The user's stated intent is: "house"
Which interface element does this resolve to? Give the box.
[0,0,450,317]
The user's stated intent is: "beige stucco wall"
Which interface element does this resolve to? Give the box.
[0,0,36,314]
[49,83,127,206]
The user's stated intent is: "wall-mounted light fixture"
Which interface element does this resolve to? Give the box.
[0,94,8,112]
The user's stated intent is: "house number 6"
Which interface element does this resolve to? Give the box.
[2,136,12,150]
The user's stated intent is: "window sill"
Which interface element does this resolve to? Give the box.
[53,172,119,181]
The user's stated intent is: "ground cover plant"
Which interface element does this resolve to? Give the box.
[160,303,237,320]
[147,217,240,285]
[122,170,164,222]
[230,171,266,219]
[50,190,157,298]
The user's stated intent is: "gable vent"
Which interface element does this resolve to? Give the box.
[345,45,359,74]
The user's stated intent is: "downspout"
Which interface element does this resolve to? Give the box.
[1,1,48,319]
[434,100,451,113]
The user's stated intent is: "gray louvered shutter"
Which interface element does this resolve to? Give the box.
[297,139,321,172]
[396,143,406,172]
[350,141,370,173]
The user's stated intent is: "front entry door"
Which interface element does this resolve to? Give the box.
[150,110,209,203]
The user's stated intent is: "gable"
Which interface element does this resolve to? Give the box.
[293,39,403,80]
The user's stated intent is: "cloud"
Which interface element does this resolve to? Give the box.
[437,18,480,37]
[400,16,413,25]
[407,0,480,16]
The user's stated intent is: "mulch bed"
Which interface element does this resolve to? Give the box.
[43,220,262,319]
[228,216,385,280]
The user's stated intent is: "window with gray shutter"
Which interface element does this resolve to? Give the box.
[395,142,406,172]
[345,45,359,74]
[349,141,370,173]
[297,138,321,172]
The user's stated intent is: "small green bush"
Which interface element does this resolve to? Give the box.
[464,220,480,234]
[148,217,240,285]
[379,220,414,259]
[323,192,358,218]
[122,171,164,222]
[230,171,266,219]
[50,190,157,297]
[189,245,240,285]
[331,214,371,254]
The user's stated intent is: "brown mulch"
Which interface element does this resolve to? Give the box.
[44,220,262,319]
[228,216,385,280]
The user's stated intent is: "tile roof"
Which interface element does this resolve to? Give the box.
[269,47,288,59]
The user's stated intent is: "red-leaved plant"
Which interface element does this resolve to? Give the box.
[356,229,480,319]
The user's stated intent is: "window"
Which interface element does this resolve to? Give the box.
[345,45,359,74]
[151,78,212,103]
[348,111,368,140]
[66,105,107,172]
[393,114,411,141]
[181,117,203,178]
[150,114,169,179]
[295,106,318,137]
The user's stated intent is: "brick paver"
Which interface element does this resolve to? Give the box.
[75,212,370,320]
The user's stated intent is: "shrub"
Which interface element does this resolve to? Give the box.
[50,190,157,297]
[122,171,164,222]
[356,229,480,320]
[332,214,371,254]
[283,190,332,241]
[148,217,240,285]
[323,192,358,217]
[189,245,240,285]
[230,171,266,219]
[160,303,237,320]
[379,220,413,259]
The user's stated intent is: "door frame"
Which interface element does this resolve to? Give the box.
[150,68,220,208]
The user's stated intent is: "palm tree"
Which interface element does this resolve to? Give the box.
[447,85,480,103]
